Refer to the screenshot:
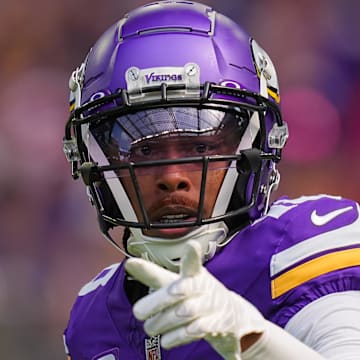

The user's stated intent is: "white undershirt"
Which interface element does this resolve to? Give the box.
[284,291,360,359]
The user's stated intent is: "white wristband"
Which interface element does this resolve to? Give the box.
[241,321,325,360]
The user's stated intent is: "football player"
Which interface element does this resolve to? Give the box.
[62,1,360,359]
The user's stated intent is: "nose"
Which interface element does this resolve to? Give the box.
[156,171,192,192]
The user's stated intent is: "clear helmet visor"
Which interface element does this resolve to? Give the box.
[89,107,251,163]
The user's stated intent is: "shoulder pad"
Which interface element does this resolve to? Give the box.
[78,262,121,296]
[268,195,360,298]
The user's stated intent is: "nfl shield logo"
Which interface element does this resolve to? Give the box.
[145,335,161,360]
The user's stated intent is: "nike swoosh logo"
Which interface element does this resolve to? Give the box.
[311,206,353,226]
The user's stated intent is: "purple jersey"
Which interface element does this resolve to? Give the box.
[64,195,360,359]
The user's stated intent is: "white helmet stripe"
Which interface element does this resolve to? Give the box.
[211,112,260,217]
[86,129,138,222]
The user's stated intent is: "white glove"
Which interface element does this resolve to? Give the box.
[125,240,265,360]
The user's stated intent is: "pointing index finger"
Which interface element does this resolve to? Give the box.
[180,240,202,278]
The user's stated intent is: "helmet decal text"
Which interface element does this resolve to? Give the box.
[145,72,183,84]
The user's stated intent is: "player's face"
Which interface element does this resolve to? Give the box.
[121,133,238,238]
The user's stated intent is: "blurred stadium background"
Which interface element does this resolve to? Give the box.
[0,0,359,358]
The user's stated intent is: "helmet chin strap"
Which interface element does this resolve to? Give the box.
[126,222,228,273]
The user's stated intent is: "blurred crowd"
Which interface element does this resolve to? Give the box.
[0,0,359,358]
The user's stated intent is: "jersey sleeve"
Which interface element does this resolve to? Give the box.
[284,291,360,357]
[268,195,360,327]
[63,262,131,360]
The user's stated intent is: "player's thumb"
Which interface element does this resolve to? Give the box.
[180,240,202,277]
[125,258,177,289]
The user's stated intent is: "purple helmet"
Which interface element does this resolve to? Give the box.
[63,1,288,270]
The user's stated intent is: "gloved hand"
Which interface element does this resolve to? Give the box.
[125,240,266,360]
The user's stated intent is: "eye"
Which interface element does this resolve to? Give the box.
[195,144,209,154]
[130,144,153,159]
[140,145,151,156]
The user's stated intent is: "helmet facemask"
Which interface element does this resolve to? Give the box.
[64,82,286,270]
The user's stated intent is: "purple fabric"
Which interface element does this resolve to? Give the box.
[64,194,360,359]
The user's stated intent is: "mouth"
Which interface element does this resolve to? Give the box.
[158,213,196,224]
[146,206,199,238]
[150,206,198,225]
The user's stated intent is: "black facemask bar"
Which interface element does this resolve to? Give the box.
[78,149,275,230]
[63,82,285,230]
